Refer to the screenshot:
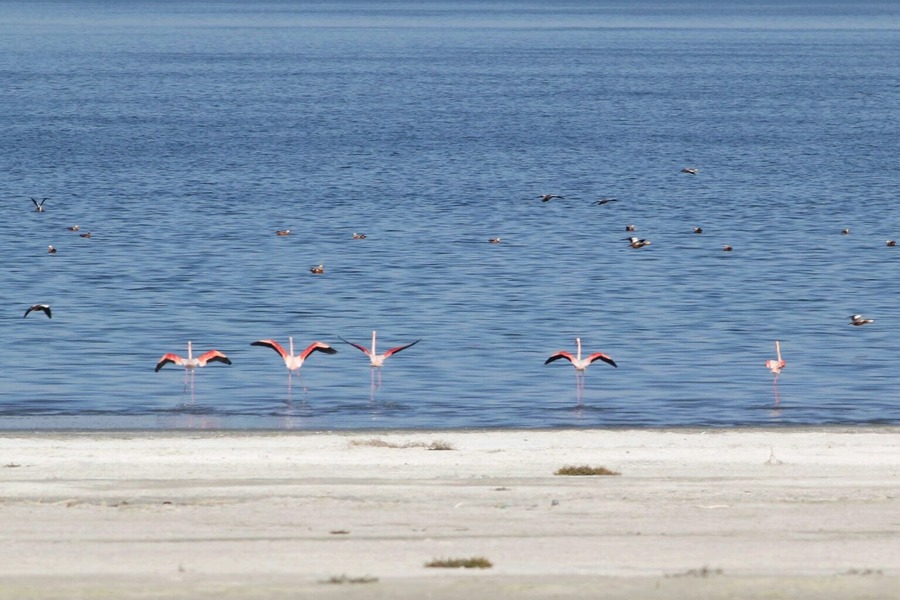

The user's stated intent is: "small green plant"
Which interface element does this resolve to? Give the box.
[425,557,493,569]
[554,465,620,476]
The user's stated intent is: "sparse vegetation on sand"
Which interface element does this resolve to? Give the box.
[425,557,493,569]
[350,438,455,451]
[320,574,378,584]
[554,465,620,476]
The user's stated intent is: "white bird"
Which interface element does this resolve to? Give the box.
[251,337,337,372]
[339,331,420,368]
[24,304,52,319]
[681,167,698,175]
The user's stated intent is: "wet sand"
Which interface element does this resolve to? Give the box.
[0,428,897,598]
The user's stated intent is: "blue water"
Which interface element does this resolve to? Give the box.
[2,0,899,430]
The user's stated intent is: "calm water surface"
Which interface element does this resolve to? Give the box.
[2,1,899,429]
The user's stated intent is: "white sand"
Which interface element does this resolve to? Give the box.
[0,428,897,598]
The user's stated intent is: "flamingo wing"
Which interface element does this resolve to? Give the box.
[299,341,338,360]
[587,352,617,368]
[251,339,289,359]
[198,349,232,366]
[383,339,421,358]
[338,336,372,356]
[544,351,575,365]
[155,353,183,372]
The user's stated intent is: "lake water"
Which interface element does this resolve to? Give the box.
[2,0,899,430]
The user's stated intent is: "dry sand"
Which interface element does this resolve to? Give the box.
[0,428,897,599]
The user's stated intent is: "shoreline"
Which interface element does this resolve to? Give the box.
[1,429,897,598]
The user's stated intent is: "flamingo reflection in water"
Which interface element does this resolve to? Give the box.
[545,337,617,404]
[339,331,420,396]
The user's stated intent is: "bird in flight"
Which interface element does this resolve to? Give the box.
[681,167,698,175]
[24,304,52,319]
[592,198,618,206]
[849,314,874,326]
[539,194,564,202]
[626,236,651,249]
[31,197,48,212]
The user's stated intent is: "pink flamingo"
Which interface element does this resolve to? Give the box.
[250,337,337,391]
[339,331,420,391]
[764,340,786,380]
[155,341,232,394]
[545,337,617,403]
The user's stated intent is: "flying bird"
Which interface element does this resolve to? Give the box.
[339,331,420,369]
[681,167,698,175]
[626,236,651,249]
[849,314,874,326]
[155,341,232,372]
[592,198,618,206]
[539,194,564,202]
[24,304,51,319]
[31,197,47,212]
[765,340,786,380]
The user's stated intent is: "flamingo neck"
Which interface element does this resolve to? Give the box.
[289,337,294,356]
[372,331,377,354]
[188,341,193,360]
[575,337,582,361]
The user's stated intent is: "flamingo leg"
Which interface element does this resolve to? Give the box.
[370,368,377,403]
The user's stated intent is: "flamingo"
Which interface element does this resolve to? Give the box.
[155,341,232,395]
[24,304,51,319]
[339,331,420,393]
[155,341,232,372]
[545,337,617,403]
[250,337,336,391]
[31,197,47,212]
[765,340,786,380]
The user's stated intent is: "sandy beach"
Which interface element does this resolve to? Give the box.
[0,428,897,598]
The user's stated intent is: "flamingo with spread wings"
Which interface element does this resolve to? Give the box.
[545,337,617,404]
[155,341,232,395]
[339,331,420,393]
[250,337,337,391]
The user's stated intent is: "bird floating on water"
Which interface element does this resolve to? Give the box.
[849,314,874,326]
[765,340,786,380]
[67,225,79,232]
[488,237,502,244]
[310,264,324,274]
[353,232,367,239]
[723,245,733,252]
[841,228,850,235]
[626,236,651,249]
[693,227,703,234]
[887,240,896,247]
[79,232,92,238]
[625,224,636,232]
[539,194,564,202]
[24,304,51,319]
[48,245,57,254]
[275,229,291,236]
[681,167,698,175]
[31,197,47,212]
